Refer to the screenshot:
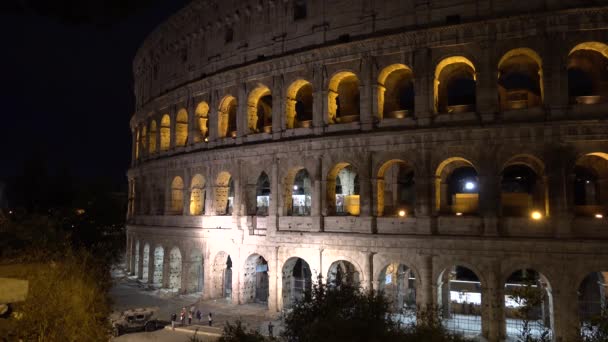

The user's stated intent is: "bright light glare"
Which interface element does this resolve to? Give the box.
[398,210,406,217]
[596,214,604,219]
[455,212,463,216]
[465,182,475,190]
[531,211,542,220]
[293,185,298,191]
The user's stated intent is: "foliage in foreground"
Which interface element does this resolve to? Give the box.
[218,320,271,342]
[580,306,608,342]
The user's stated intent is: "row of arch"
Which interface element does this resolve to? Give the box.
[128,241,608,340]
[140,152,607,219]
[134,42,608,160]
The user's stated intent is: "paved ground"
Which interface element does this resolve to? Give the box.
[109,267,282,341]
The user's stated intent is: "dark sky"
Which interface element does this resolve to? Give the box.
[0,0,190,188]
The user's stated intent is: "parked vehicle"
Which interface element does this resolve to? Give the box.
[110,307,160,336]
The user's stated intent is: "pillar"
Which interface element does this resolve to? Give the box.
[552,280,579,342]
[477,44,498,122]
[272,76,283,140]
[147,244,155,284]
[484,262,504,342]
[209,91,219,143]
[358,154,372,217]
[268,158,279,233]
[478,172,499,236]
[413,48,432,126]
[312,157,324,231]
[162,247,171,288]
[237,83,247,141]
[363,252,374,290]
[312,63,324,135]
[131,128,137,166]
[169,107,176,150]
[417,255,434,322]
[137,244,145,280]
[268,247,279,313]
[125,234,132,273]
[181,249,190,294]
[359,54,373,131]
[544,36,569,119]
[547,166,573,237]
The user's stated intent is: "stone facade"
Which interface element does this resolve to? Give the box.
[127,1,608,341]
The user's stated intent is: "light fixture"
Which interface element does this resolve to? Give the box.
[586,180,590,184]
[465,182,475,190]
[595,214,604,219]
[293,185,298,191]
[531,211,542,220]
[398,210,406,217]
[204,137,209,142]
[455,212,463,216]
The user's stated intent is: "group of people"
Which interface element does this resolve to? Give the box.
[170,305,213,330]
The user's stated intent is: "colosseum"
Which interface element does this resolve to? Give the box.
[126,0,608,340]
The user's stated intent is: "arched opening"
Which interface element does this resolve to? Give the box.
[149,120,157,153]
[498,48,543,111]
[435,57,477,114]
[142,243,150,282]
[328,71,360,124]
[377,64,414,119]
[248,86,272,134]
[256,172,270,216]
[282,257,312,309]
[285,168,312,216]
[212,252,232,300]
[568,42,608,105]
[436,158,479,215]
[286,80,313,129]
[437,265,482,337]
[501,155,547,218]
[135,128,140,160]
[160,114,171,151]
[378,263,416,325]
[175,109,188,146]
[190,174,206,215]
[327,163,360,216]
[134,241,140,277]
[187,248,204,293]
[168,247,182,291]
[505,269,553,340]
[153,246,164,286]
[218,95,238,138]
[242,254,269,305]
[170,176,184,215]
[377,160,416,217]
[140,126,147,156]
[574,153,608,217]
[327,260,360,287]
[215,172,234,215]
[195,101,210,142]
[578,271,608,338]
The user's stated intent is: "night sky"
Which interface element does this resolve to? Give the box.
[0,0,189,190]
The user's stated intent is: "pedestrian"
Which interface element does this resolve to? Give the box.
[268,321,274,337]
[180,307,186,326]
[188,310,192,325]
[171,313,177,331]
[208,312,213,326]
[196,309,202,323]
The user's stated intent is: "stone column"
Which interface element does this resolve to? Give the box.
[478,171,499,236]
[358,154,372,217]
[363,252,374,290]
[413,48,432,126]
[417,255,434,322]
[312,157,324,231]
[272,76,283,140]
[477,43,498,122]
[552,280,579,342]
[181,248,190,294]
[125,234,132,273]
[137,245,145,280]
[268,247,279,313]
[169,107,177,150]
[359,54,373,131]
[237,83,247,142]
[147,245,155,284]
[484,262,504,342]
[162,246,171,288]
[268,158,279,234]
[131,129,137,166]
[209,91,219,143]
[547,166,573,238]
[187,100,199,145]
[312,63,324,135]
[544,36,569,119]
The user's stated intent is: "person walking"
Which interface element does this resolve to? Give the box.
[208,312,213,327]
[196,309,202,324]
[180,307,186,326]
[188,310,192,325]
[170,313,177,331]
[268,321,274,337]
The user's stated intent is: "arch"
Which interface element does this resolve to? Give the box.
[242,253,269,305]
[175,109,188,146]
[578,271,608,337]
[504,269,554,340]
[434,56,477,114]
[497,48,544,110]
[327,71,360,124]
[327,260,360,287]
[215,172,234,215]
[282,257,313,309]
[160,114,171,151]
[437,265,483,337]
[168,247,182,291]
[286,79,313,129]
[170,176,184,214]
[247,85,272,134]
[327,163,360,216]
[284,167,312,216]
[195,101,210,141]
[255,172,271,216]
[149,120,157,153]
[501,154,547,216]
[435,158,478,215]
[568,42,608,104]
[187,248,204,293]
[189,174,206,215]
[134,240,140,277]
[377,64,414,119]
[573,153,608,217]
[152,245,164,286]
[378,263,417,324]
[142,243,150,282]
[377,159,415,217]
[218,95,237,138]
[211,251,232,299]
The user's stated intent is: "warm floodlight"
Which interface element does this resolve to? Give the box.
[596,214,604,219]
[531,211,542,220]
[398,210,406,217]
[455,212,463,216]
[204,137,209,142]
[465,182,475,190]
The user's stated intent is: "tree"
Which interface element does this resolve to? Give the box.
[218,320,269,342]
[508,278,552,342]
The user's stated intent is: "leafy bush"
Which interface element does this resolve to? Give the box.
[219,320,269,342]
